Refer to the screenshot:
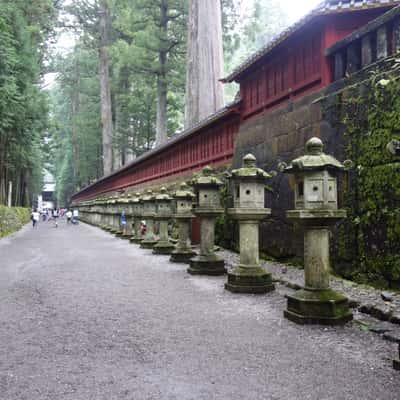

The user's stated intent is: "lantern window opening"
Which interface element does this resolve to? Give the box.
[298,181,304,197]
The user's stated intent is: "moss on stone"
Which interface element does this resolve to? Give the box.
[0,206,30,238]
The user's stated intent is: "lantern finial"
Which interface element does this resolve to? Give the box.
[243,153,257,167]
[305,137,323,155]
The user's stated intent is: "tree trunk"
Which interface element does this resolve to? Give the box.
[71,59,80,187]
[184,0,225,128]
[155,0,169,146]
[99,0,113,175]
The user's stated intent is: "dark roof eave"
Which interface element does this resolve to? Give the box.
[325,4,400,56]
[71,100,241,200]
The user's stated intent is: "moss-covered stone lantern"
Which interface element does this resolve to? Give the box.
[170,182,196,263]
[113,196,124,236]
[225,154,275,294]
[104,197,116,233]
[119,194,132,239]
[99,198,109,230]
[130,193,143,244]
[283,137,352,325]
[153,187,175,255]
[140,189,157,249]
[188,166,226,275]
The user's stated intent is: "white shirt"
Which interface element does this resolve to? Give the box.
[32,212,40,221]
[66,211,72,218]
[73,210,79,217]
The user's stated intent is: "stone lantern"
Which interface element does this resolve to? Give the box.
[99,198,108,230]
[170,182,196,263]
[130,193,143,244]
[188,166,226,276]
[104,198,115,232]
[153,187,175,255]
[140,189,157,249]
[112,196,122,235]
[283,137,352,325]
[225,154,275,294]
[119,194,132,239]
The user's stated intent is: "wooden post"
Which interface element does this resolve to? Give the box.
[377,26,389,59]
[361,34,373,67]
[334,52,345,80]
[393,18,400,53]
[346,42,360,75]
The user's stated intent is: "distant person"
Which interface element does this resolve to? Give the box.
[72,209,79,224]
[120,211,127,235]
[53,208,59,228]
[140,220,146,236]
[66,210,72,224]
[31,209,40,228]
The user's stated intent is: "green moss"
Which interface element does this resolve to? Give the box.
[326,67,400,289]
[0,206,30,238]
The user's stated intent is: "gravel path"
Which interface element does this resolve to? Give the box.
[0,221,398,400]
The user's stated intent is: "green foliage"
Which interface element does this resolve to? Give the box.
[335,69,400,288]
[0,0,55,206]
[222,0,288,101]
[0,206,30,237]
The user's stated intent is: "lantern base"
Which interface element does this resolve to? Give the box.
[140,239,157,249]
[225,265,275,294]
[284,288,353,325]
[115,231,124,237]
[130,236,142,244]
[153,241,175,255]
[121,233,131,240]
[394,359,400,371]
[188,255,226,276]
[170,249,196,264]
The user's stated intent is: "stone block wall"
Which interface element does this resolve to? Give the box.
[232,83,348,260]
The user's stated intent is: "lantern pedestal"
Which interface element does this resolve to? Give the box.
[140,216,157,249]
[394,359,400,371]
[130,216,143,243]
[130,217,141,243]
[225,209,274,294]
[153,218,175,255]
[284,288,353,325]
[170,216,196,263]
[284,210,353,325]
[188,210,226,276]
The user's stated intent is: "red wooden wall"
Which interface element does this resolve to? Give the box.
[73,115,240,201]
[240,10,387,120]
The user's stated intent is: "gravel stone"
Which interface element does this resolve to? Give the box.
[0,222,398,400]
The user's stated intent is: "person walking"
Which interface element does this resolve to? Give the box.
[31,209,40,228]
[72,209,79,224]
[53,208,59,228]
[120,211,127,236]
[66,209,72,224]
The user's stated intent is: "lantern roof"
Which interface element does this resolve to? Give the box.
[231,154,272,181]
[175,182,195,199]
[193,166,223,187]
[142,190,155,202]
[132,192,141,203]
[285,137,344,173]
[156,187,172,201]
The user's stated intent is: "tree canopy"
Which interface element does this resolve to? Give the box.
[0,0,289,207]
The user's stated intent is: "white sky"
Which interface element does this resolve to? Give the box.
[279,0,322,23]
[44,0,322,87]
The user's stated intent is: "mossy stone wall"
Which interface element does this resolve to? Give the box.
[0,206,31,238]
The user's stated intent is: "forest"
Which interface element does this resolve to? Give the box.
[0,0,287,207]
